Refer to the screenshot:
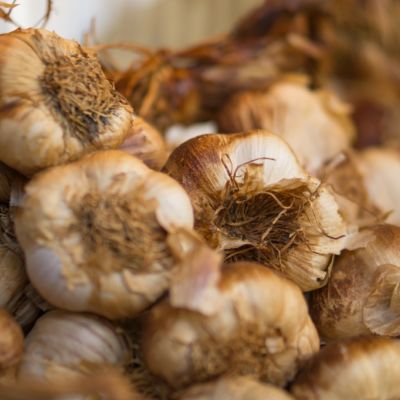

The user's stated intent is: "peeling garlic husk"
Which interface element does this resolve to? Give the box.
[180,376,294,400]
[120,116,168,170]
[217,77,354,175]
[311,224,400,339]
[0,309,23,370]
[142,247,319,389]
[0,163,19,203]
[291,336,400,400]
[0,28,132,176]
[164,130,352,291]
[0,204,27,313]
[18,310,130,382]
[14,150,194,319]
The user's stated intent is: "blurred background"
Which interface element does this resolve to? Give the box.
[0,0,263,48]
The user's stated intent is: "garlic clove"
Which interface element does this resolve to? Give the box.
[165,130,350,291]
[291,336,400,400]
[120,116,168,170]
[180,376,294,400]
[14,150,194,318]
[0,29,132,176]
[310,224,400,340]
[142,255,319,389]
[217,79,354,175]
[18,310,129,382]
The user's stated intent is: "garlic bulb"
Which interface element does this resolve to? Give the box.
[311,224,400,339]
[18,310,129,382]
[217,78,354,175]
[164,130,350,291]
[0,204,27,312]
[14,150,194,319]
[291,336,400,400]
[120,116,168,170]
[142,248,319,389]
[0,29,132,176]
[180,376,294,400]
[0,309,23,370]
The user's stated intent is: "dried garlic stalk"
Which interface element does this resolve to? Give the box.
[218,77,354,175]
[0,28,132,175]
[19,310,130,382]
[291,336,400,400]
[14,150,194,318]
[311,224,400,339]
[142,245,319,389]
[180,376,294,400]
[120,116,168,170]
[164,130,351,291]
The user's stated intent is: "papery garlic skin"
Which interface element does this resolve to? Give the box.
[180,376,294,400]
[0,309,23,370]
[357,147,400,225]
[311,224,400,339]
[0,205,27,313]
[18,310,129,381]
[120,116,168,170]
[164,130,349,291]
[291,336,400,400]
[0,29,132,176]
[0,163,17,203]
[143,261,319,389]
[217,79,354,175]
[14,150,194,319]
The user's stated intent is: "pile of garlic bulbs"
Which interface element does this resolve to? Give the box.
[0,27,400,400]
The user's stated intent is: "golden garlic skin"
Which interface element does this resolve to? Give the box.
[0,309,23,370]
[291,336,400,400]
[0,28,132,175]
[217,78,354,175]
[14,150,194,319]
[120,116,168,170]
[18,310,129,382]
[143,261,319,389]
[165,130,349,291]
[180,376,294,400]
[311,224,400,339]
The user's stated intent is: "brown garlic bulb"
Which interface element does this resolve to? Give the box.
[142,247,319,389]
[0,204,27,312]
[217,78,354,175]
[120,116,168,170]
[0,309,23,370]
[311,224,400,340]
[291,336,400,400]
[164,130,351,291]
[0,28,132,176]
[180,376,294,400]
[18,310,129,382]
[14,150,194,319]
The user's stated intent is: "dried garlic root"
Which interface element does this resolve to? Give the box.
[165,130,351,291]
[14,150,194,318]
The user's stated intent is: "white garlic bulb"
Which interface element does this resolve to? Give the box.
[14,150,194,318]
[19,310,129,381]
[165,130,352,291]
[0,29,132,175]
